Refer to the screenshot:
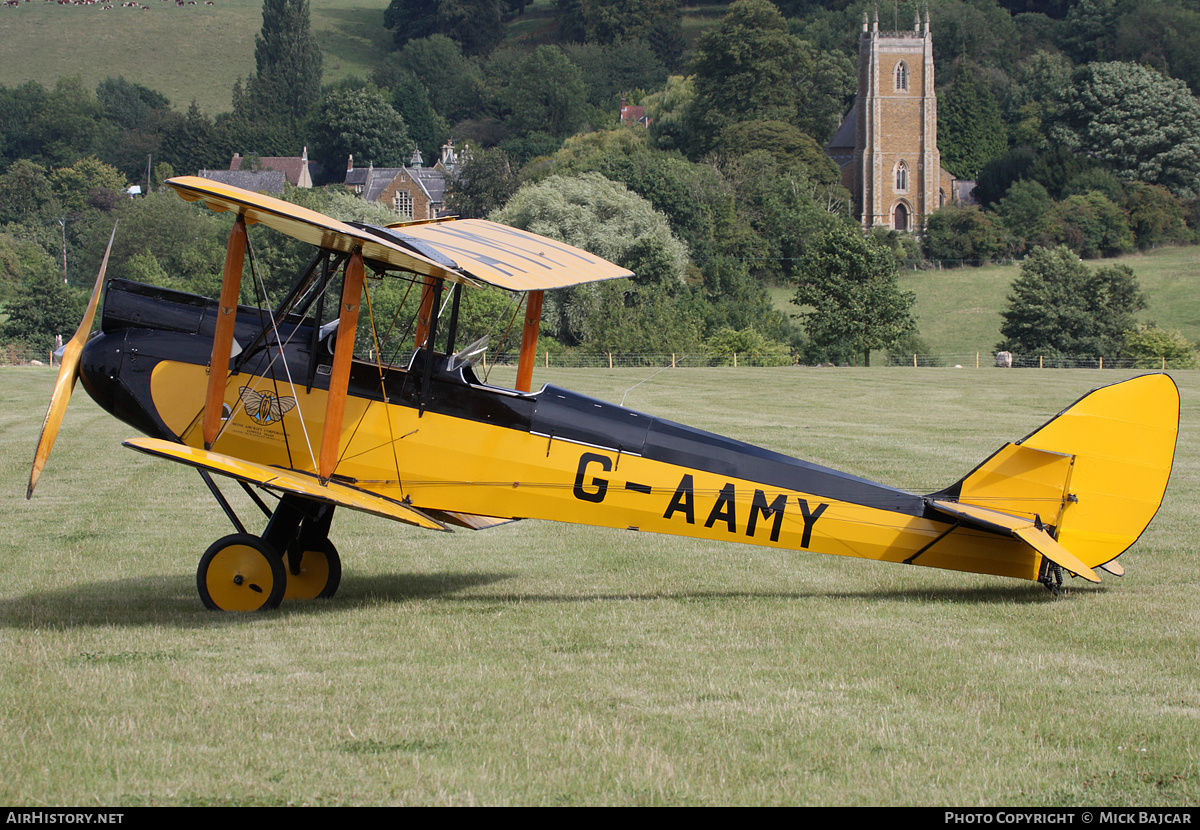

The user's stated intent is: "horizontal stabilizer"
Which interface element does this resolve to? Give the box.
[124,437,449,532]
[929,499,1100,583]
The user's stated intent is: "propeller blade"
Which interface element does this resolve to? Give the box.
[27,224,117,499]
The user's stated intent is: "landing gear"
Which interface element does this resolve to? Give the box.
[283,539,341,600]
[196,479,341,611]
[197,534,287,611]
[1038,557,1064,596]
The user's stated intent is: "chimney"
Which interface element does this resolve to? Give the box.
[347,154,354,173]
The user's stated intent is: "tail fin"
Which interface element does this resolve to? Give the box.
[932,374,1179,572]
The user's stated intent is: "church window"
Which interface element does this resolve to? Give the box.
[895,161,909,193]
[895,61,909,92]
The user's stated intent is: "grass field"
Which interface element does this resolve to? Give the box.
[0,0,394,115]
[902,246,1200,356]
[2,364,1198,805]
[766,245,1200,359]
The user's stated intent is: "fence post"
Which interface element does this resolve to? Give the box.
[672,353,676,368]
[913,353,917,368]
[1039,355,1043,369]
[733,353,738,368]
[608,352,613,369]
[1163,356,1167,370]
[1100,356,1104,370]
[976,352,979,369]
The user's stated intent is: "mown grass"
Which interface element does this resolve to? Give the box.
[0,0,394,115]
[2,364,1198,805]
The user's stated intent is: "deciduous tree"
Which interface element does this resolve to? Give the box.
[792,223,917,366]
[997,244,1147,357]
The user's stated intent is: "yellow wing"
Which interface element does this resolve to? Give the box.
[124,437,449,532]
[166,176,634,292]
[377,218,636,291]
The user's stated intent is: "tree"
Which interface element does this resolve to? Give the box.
[1047,61,1200,199]
[554,0,682,47]
[684,0,813,156]
[994,178,1054,252]
[792,223,917,366]
[389,73,451,165]
[444,147,519,219]
[383,0,503,56]
[244,0,323,122]
[502,46,588,139]
[308,87,413,174]
[491,173,696,351]
[997,244,1147,358]
[0,259,86,352]
[373,35,486,123]
[49,157,127,214]
[922,204,1006,264]
[1046,191,1133,258]
[938,62,1008,179]
[0,160,57,225]
[1123,324,1198,369]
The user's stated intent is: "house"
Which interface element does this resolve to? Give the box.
[197,147,319,194]
[824,9,961,231]
[196,167,288,195]
[619,94,650,128]
[229,147,319,188]
[343,142,468,221]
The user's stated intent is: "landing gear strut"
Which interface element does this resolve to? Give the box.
[1038,557,1064,596]
[197,476,341,611]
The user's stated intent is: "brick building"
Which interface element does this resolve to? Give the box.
[343,142,467,221]
[825,8,959,232]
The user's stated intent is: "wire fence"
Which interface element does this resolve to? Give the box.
[7,344,1190,372]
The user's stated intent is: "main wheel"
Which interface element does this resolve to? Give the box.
[197,534,286,611]
[282,539,341,600]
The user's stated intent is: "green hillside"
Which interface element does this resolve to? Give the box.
[0,0,393,115]
[900,246,1200,356]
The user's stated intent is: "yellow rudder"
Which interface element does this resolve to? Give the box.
[939,374,1179,572]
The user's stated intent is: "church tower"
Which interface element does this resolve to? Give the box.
[825,5,956,232]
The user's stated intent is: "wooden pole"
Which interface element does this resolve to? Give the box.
[319,249,365,483]
[515,290,544,392]
[202,216,246,450]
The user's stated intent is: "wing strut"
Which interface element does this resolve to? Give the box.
[203,215,247,450]
[515,289,544,392]
[414,275,438,349]
[318,248,365,483]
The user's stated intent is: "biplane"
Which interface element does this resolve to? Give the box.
[27,177,1179,610]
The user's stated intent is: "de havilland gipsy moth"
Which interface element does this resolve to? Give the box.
[26,177,1180,610]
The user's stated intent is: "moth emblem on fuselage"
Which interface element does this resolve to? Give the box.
[238,386,297,426]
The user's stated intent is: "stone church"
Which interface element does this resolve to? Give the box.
[825,7,963,232]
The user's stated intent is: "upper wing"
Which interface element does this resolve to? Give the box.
[370,219,635,292]
[167,176,472,284]
[166,176,634,292]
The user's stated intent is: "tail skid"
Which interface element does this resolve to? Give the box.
[931,374,1179,585]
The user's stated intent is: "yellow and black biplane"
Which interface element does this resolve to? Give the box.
[27,177,1179,610]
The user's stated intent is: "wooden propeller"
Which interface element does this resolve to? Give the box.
[27,224,117,499]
